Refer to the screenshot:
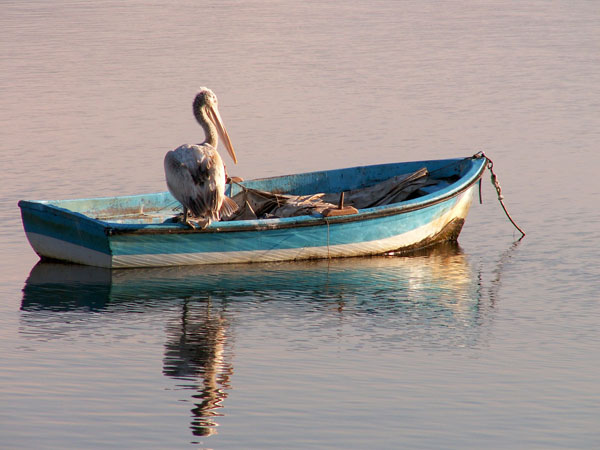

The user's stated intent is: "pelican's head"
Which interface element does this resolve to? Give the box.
[193,87,237,164]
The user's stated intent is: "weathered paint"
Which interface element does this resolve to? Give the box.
[19,156,487,268]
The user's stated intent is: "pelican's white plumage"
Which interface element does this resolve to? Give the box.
[164,88,238,228]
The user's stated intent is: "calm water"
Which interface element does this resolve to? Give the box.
[1,0,599,448]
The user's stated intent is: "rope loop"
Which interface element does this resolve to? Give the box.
[475,151,525,238]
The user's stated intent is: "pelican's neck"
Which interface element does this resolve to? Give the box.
[194,106,218,148]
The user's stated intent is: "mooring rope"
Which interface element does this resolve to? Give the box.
[474,151,526,238]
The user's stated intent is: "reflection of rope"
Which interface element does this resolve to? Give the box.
[325,218,331,259]
[474,152,526,238]
[486,238,523,307]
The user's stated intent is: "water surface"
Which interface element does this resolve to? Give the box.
[1,1,599,448]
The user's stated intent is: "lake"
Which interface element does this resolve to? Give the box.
[1,0,599,448]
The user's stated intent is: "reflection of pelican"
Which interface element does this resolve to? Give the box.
[164,88,238,228]
[163,297,232,437]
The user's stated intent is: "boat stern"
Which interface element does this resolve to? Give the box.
[19,200,114,268]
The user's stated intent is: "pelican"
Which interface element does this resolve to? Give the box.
[164,88,238,228]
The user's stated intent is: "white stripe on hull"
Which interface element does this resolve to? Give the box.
[25,232,113,268]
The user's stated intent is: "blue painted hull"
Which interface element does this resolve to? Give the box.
[19,156,487,268]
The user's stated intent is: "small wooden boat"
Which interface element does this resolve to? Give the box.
[18,155,488,268]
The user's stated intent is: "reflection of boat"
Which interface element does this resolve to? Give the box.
[21,242,475,312]
[18,156,487,268]
[20,242,488,438]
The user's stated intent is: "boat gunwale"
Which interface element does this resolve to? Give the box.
[109,156,487,235]
[19,156,487,236]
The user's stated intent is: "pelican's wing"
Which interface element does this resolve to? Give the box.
[164,145,222,219]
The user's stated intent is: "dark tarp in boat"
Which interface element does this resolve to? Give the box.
[224,167,443,220]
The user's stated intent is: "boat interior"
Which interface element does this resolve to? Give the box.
[90,167,459,225]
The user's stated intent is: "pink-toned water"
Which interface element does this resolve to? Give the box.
[1,1,599,447]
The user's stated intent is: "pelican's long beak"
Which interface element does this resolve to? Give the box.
[207,104,237,164]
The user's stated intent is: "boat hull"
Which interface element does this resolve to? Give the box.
[19,156,486,268]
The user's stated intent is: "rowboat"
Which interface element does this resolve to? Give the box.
[18,154,488,268]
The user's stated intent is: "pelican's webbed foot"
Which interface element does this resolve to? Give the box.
[180,207,196,229]
[194,218,210,229]
[185,218,209,229]
[177,208,211,230]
